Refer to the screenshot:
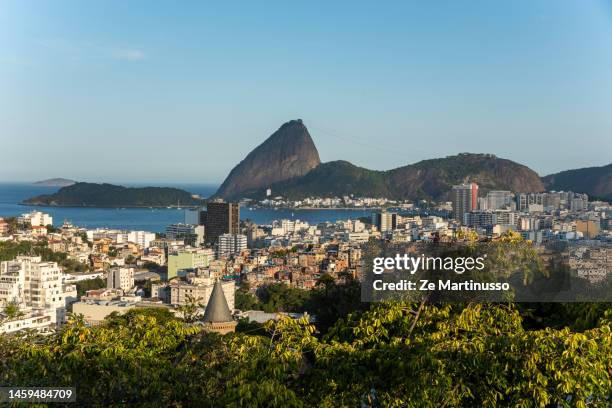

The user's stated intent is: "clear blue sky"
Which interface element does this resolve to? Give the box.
[1,1,611,184]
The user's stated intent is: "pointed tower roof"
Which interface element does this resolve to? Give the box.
[203,280,233,323]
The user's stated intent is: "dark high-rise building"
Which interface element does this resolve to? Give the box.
[201,202,240,244]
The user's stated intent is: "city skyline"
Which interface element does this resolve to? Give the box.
[2,1,612,182]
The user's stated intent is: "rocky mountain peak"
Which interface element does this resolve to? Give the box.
[215,120,321,199]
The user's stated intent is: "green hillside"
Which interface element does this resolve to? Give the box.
[243,154,545,201]
[241,161,392,200]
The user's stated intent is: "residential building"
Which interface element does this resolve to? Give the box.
[216,234,247,258]
[167,248,215,280]
[0,256,77,328]
[576,220,600,239]
[518,193,545,211]
[87,229,155,248]
[127,231,156,248]
[452,183,478,223]
[339,231,370,243]
[166,223,205,246]
[18,211,53,227]
[479,191,514,210]
[107,267,135,292]
[371,210,398,232]
[0,308,56,334]
[494,210,519,226]
[464,211,496,228]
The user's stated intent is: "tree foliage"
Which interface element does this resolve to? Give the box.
[0,241,89,272]
[235,282,262,311]
[256,283,310,313]
[0,303,609,407]
[75,277,106,297]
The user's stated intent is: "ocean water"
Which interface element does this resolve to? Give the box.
[0,183,372,232]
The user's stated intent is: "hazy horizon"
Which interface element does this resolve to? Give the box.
[2,1,612,182]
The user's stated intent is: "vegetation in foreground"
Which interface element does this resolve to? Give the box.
[1,298,610,407]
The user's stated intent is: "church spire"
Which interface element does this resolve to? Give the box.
[203,280,234,325]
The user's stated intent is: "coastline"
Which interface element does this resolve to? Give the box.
[252,206,380,211]
[20,202,381,211]
[19,202,203,209]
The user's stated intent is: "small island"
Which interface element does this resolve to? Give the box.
[33,178,77,187]
[23,182,206,208]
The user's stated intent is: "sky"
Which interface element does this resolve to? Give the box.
[1,0,612,184]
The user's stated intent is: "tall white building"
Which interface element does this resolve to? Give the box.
[127,231,156,248]
[216,234,247,258]
[18,211,53,227]
[0,256,77,332]
[107,267,135,293]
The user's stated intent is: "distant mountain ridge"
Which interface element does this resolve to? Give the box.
[543,163,612,200]
[23,182,205,207]
[237,154,546,201]
[215,120,550,201]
